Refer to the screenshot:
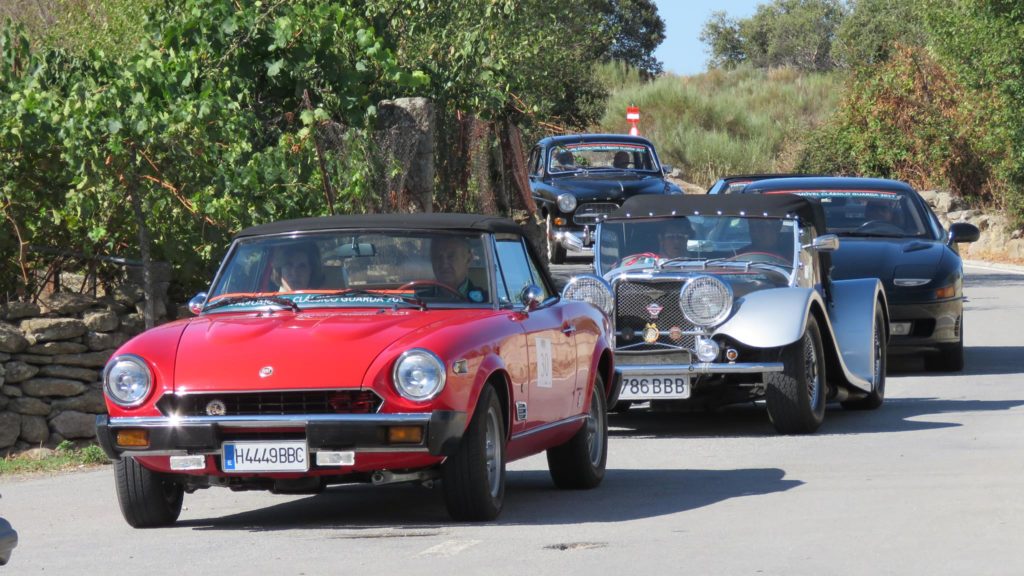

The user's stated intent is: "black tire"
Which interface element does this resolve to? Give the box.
[609,399,633,413]
[547,374,608,489]
[925,319,964,372]
[765,315,826,434]
[842,305,887,410]
[115,457,184,528]
[546,213,566,265]
[442,385,506,521]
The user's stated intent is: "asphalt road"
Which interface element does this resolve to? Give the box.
[2,263,1022,575]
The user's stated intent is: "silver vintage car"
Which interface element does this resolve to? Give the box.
[562,194,889,434]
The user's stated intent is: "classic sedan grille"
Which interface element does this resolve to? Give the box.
[573,203,620,225]
[157,390,383,416]
[615,280,696,352]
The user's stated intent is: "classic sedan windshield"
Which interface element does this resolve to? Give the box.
[208,231,491,309]
[597,215,797,273]
[548,142,658,173]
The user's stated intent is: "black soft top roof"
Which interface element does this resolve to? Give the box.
[235,213,523,239]
[610,193,827,234]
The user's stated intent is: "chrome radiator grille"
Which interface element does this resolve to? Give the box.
[614,280,696,352]
[157,389,383,416]
[573,203,619,225]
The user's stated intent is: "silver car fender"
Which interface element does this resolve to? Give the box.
[827,278,887,392]
[715,287,816,349]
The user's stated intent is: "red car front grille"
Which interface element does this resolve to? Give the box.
[157,390,383,416]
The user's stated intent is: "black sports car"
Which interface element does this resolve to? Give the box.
[712,176,980,371]
[528,134,682,263]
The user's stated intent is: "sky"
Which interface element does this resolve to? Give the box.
[653,0,762,76]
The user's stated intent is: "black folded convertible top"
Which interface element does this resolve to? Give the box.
[234,213,522,239]
[611,193,828,235]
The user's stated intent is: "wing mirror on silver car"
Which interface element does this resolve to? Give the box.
[520,285,544,312]
[188,292,208,315]
[810,234,840,253]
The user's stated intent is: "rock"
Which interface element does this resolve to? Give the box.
[83,310,120,332]
[38,365,99,382]
[52,351,112,368]
[21,378,87,397]
[19,414,49,443]
[2,385,22,398]
[46,432,65,448]
[4,361,38,383]
[26,341,89,355]
[0,411,21,447]
[0,322,29,353]
[0,396,7,410]
[0,352,8,362]
[120,313,145,335]
[134,298,167,320]
[10,397,51,416]
[2,301,40,321]
[51,390,106,414]
[21,447,56,460]
[19,317,87,343]
[85,331,130,352]
[112,283,144,306]
[12,353,52,365]
[40,292,95,315]
[50,410,96,439]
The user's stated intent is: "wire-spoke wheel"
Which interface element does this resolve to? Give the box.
[766,315,826,434]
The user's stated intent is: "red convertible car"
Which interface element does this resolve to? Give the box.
[96,214,613,525]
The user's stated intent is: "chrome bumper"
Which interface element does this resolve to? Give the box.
[616,362,785,376]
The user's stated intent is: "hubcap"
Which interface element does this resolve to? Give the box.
[484,407,502,498]
[873,322,883,389]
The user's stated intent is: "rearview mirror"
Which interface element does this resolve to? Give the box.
[520,285,544,311]
[333,243,376,257]
[188,292,208,315]
[810,234,840,253]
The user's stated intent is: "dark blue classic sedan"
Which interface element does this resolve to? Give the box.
[712,176,979,371]
[528,134,682,263]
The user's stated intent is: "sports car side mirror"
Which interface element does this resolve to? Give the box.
[948,222,980,245]
[662,164,673,175]
[188,292,208,315]
[810,234,840,253]
[520,285,544,311]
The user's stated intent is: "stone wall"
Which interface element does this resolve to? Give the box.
[0,287,155,455]
[920,190,1024,262]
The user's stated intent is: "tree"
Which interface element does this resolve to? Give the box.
[600,0,667,77]
[833,0,927,68]
[701,0,847,72]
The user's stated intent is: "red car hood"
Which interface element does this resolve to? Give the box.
[174,309,475,393]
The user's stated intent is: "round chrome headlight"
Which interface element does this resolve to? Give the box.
[561,274,614,318]
[103,355,153,408]
[557,193,577,213]
[393,349,447,401]
[679,276,733,327]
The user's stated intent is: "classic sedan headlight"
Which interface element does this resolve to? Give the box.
[103,355,153,407]
[557,193,577,213]
[561,274,614,318]
[393,349,447,401]
[679,276,733,327]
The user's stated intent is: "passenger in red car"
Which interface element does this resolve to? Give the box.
[273,242,323,291]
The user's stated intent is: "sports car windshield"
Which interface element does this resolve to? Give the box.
[766,189,932,238]
[547,142,659,174]
[597,215,798,274]
[206,231,492,311]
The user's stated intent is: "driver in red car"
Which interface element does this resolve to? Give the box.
[430,236,488,302]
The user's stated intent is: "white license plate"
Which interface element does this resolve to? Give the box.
[222,440,309,473]
[618,375,691,400]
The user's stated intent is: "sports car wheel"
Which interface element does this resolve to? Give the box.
[115,456,184,528]
[842,305,887,410]
[442,385,506,521]
[925,318,964,372]
[546,213,566,265]
[546,374,608,489]
[766,315,826,434]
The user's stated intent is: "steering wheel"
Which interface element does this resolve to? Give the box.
[398,280,466,300]
[856,220,905,235]
[726,251,791,265]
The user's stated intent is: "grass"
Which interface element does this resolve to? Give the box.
[597,64,843,187]
[0,441,108,476]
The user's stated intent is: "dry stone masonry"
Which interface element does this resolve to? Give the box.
[0,286,158,455]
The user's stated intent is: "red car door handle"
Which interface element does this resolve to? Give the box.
[561,323,576,335]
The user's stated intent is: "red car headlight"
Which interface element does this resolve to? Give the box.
[103,354,153,408]
[392,349,446,402]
